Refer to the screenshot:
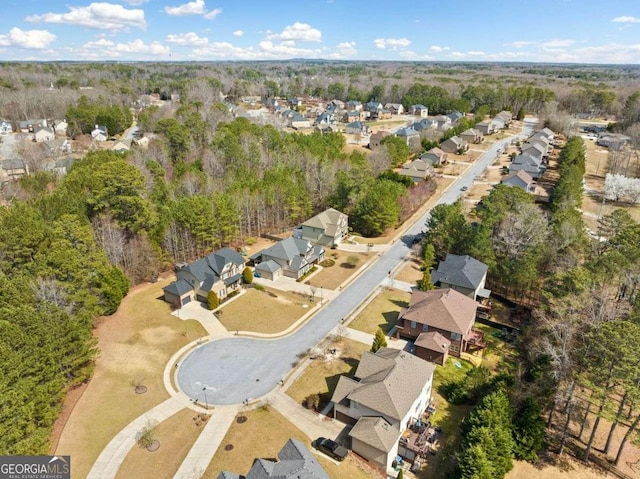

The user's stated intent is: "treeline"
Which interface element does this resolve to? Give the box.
[66,95,133,137]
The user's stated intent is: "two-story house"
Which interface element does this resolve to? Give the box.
[253,237,324,280]
[440,136,468,154]
[297,208,348,247]
[395,127,421,149]
[331,348,435,474]
[397,288,483,358]
[384,103,404,115]
[409,104,429,117]
[162,247,245,307]
[430,254,490,301]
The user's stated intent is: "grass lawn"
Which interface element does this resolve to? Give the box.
[201,407,379,479]
[54,277,206,479]
[349,290,411,334]
[310,251,372,290]
[217,287,310,334]
[115,408,202,479]
[395,259,423,284]
[286,338,370,405]
[474,323,518,372]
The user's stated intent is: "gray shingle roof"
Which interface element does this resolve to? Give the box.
[218,438,329,479]
[260,237,311,262]
[255,260,281,273]
[182,247,245,283]
[338,348,435,422]
[163,279,193,296]
[431,254,487,290]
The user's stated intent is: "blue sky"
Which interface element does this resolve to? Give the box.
[1,0,640,63]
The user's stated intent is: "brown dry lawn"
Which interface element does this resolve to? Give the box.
[349,290,411,334]
[395,259,423,284]
[507,459,608,479]
[217,287,310,334]
[115,408,202,479]
[201,407,380,479]
[310,251,372,289]
[55,277,206,479]
[286,338,370,405]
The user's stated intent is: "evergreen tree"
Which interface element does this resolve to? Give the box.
[242,267,254,284]
[371,328,388,353]
[207,291,220,310]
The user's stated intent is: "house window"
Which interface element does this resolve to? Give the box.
[410,321,417,329]
[450,345,460,352]
[422,324,429,332]
[451,332,462,341]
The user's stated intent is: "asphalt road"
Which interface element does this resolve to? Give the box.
[177,120,536,405]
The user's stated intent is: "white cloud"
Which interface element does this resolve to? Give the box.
[542,39,575,48]
[26,2,146,31]
[258,39,322,57]
[374,38,411,50]
[429,45,449,53]
[510,41,533,48]
[569,42,640,63]
[166,32,208,46]
[116,39,170,55]
[83,38,115,48]
[0,27,56,49]
[122,0,148,4]
[268,22,321,42]
[336,41,357,56]
[203,8,222,20]
[164,0,207,15]
[467,51,485,56]
[612,16,640,23]
[192,41,254,59]
[232,30,243,37]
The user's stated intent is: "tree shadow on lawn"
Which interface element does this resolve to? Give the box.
[380,311,399,333]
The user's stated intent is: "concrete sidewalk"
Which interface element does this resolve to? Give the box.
[380,277,414,293]
[345,327,409,351]
[88,397,188,479]
[173,405,239,479]
[172,302,231,338]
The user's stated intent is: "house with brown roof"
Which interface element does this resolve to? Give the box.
[331,348,435,474]
[297,208,348,247]
[459,128,484,144]
[420,147,448,166]
[398,159,434,183]
[369,130,391,148]
[501,170,535,193]
[397,288,484,358]
[440,136,469,154]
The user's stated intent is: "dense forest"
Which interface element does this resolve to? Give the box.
[2,61,640,462]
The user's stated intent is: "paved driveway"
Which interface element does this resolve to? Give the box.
[177,120,535,405]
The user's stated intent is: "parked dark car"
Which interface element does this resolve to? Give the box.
[312,437,348,462]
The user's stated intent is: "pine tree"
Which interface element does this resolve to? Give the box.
[371,328,388,352]
[207,291,220,310]
[417,270,435,291]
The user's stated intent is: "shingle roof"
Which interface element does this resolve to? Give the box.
[255,260,281,273]
[181,247,245,284]
[395,127,418,137]
[341,348,435,422]
[260,237,311,262]
[163,279,193,296]
[431,254,488,290]
[218,438,329,479]
[302,208,347,237]
[349,416,401,453]
[1,159,25,171]
[400,288,478,335]
[501,170,534,188]
[415,331,451,352]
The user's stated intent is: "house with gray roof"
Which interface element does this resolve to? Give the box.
[411,118,437,131]
[254,237,324,280]
[19,118,47,133]
[501,170,535,193]
[409,104,429,117]
[447,111,465,123]
[297,208,348,247]
[290,114,311,130]
[398,159,434,183]
[91,125,108,142]
[430,254,490,301]
[346,100,363,111]
[162,247,245,307]
[369,130,391,148]
[331,348,435,474]
[395,127,420,149]
[420,147,448,166]
[34,126,55,142]
[397,288,483,358]
[440,136,468,154]
[509,153,546,179]
[384,103,404,115]
[217,438,330,479]
[474,120,496,136]
[1,159,28,183]
[345,121,370,136]
[459,128,483,144]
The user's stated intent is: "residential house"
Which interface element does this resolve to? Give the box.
[365,101,383,113]
[112,140,131,154]
[509,153,546,179]
[0,159,29,182]
[490,117,505,131]
[414,331,451,366]
[91,125,108,142]
[162,247,245,307]
[315,112,338,127]
[19,119,47,133]
[287,97,302,108]
[528,135,551,154]
[440,136,468,154]
[474,120,496,136]
[521,142,547,161]
[330,99,345,109]
[345,121,371,136]
[495,110,512,125]
[297,207,349,247]
[315,124,337,134]
[398,159,434,183]
[434,115,452,130]
[377,109,392,120]
[253,237,325,280]
[33,126,55,142]
[447,111,465,123]
[290,114,311,130]
[420,147,448,166]
[48,157,75,176]
[598,133,630,149]
[412,118,437,132]
[535,127,554,141]
[501,170,536,193]
[397,288,483,358]
[331,348,435,473]
[134,136,150,148]
[0,119,12,134]
[51,119,68,135]
[369,130,391,148]
[384,103,404,115]
[344,110,366,122]
[346,100,363,111]
[45,138,72,156]
[430,254,490,301]
[217,438,330,479]
[395,127,420,149]
[409,104,429,117]
[459,128,484,144]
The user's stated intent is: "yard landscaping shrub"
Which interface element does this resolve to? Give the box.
[207,291,220,310]
[227,290,240,299]
[242,267,253,284]
[303,393,320,410]
[345,256,360,268]
[320,259,335,267]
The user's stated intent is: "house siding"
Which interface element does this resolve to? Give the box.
[351,439,390,471]
[415,347,447,366]
[400,321,464,357]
